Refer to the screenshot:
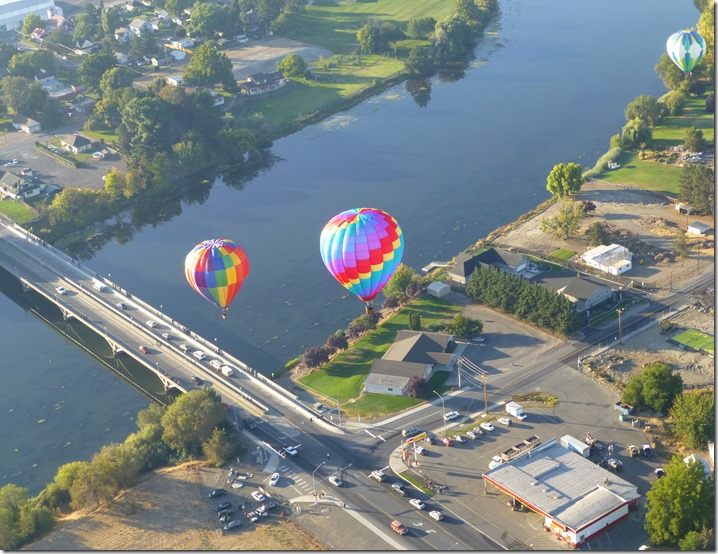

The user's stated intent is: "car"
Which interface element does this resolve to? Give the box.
[231,481,244,489]
[4,159,19,166]
[180,344,191,352]
[429,510,444,521]
[440,437,453,447]
[269,472,280,486]
[415,445,427,455]
[424,436,435,445]
[608,458,623,472]
[246,509,267,521]
[92,151,103,159]
[193,350,207,360]
[466,431,478,440]
[409,498,426,510]
[453,434,465,443]
[138,345,149,354]
[116,302,127,309]
[146,320,157,328]
[218,512,233,523]
[472,336,486,342]
[191,376,203,385]
[488,455,504,470]
[472,426,484,435]
[260,500,280,511]
[208,488,226,498]
[329,475,343,487]
[642,444,653,458]
[443,411,460,421]
[390,520,408,535]
[628,445,640,458]
[209,359,223,370]
[55,286,67,295]
[480,422,495,432]
[498,417,512,426]
[654,467,665,479]
[392,483,407,496]
[402,427,421,438]
[215,501,232,512]
[161,332,171,340]
[235,473,253,480]
[251,490,265,502]
[283,445,298,457]
[223,520,242,531]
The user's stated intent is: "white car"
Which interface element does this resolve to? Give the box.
[415,445,427,455]
[409,498,426,510]
[161,332,171,340]
[480,422,495,432]
[453,434,466,443]
[146,320,157,328]
[269,472,280,486]
[443,411,460,421]
[92,151,103,159]
[283,445,298,456]
[329,475,343,487]
[429,510,444,521]
[4,159,19,166]
[55,286,67,295]
[472,336,485,342]
[251,490,266,502]
[180,344,191,352]
[497,417,512,426]
[489,455,504,470]
[193,350,206,360]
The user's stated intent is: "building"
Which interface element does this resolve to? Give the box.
[0,0,56,32]
[581,244,632,276]
[448,247,529,285]
[114,26,130,42]
[0,171,41,200]
[427,281,451,298]
[363,331,456,396]
[535,271,614,313]
[128,18,152,36]
[675,203,695,215]
[61,134,92,154]
[687,221,711,236]
[483,439,640,549]
[165,75,183,87]
[11,115,41,133]
[239,72,288,95]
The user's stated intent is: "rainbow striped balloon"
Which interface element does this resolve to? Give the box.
[320,208,404,305]
[185,238,250,315]
[666,30,705,73]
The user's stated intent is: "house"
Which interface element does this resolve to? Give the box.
[115,52,129,64]
[536,272,614,313]
[448,247,529,285]
[165,75,183,87]
[168,50,186,62]
[687,221,711,236]
[170,37,194,50]
[11,116,41,134]
[0,171,42,201]
[581,244,632,276]
[483,439,640,549]
[31,27,47,43]
[74,38,95,54]
[149,16,170,31]
[427,281,451,298]
[114,27,130,42]
[675,203,695,215]
[151,55,174,67]
[125,0,144,11]
[45,14,72,32]
[128,18,153,37]
[363,331,456,396]
[207,89,224,106]
[34,70,73,97]
[239,72,288,95]
[61,134,92,154]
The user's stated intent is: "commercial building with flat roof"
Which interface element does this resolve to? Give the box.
[0,0,56,32]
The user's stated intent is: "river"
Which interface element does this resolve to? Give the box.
[1,0,698,494]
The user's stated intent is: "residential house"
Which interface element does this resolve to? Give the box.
[125,0,144,11]
[448,247,529,285]
[74,38,95,54]
[151,55,174,67]
[168,50,186,62]
[114,26,130,42]
[239,72,287,95]
[687,221,711,236]
[535,272,614,313]
[363,331,456,396]
[128,18,153,37]
[149,16,171,31]
[581,244,632,276]
[34,70,74,97]
[170,37,194,50]
[0,171,41,201]
[31,27,47,43]
[61,134,92,154]
[165,75,183,87]
[45,14,72,32]
[11,115,41,134]
[115,51,130,64]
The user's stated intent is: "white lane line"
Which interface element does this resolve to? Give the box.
[377,435,386,442]
[365,429,377,438]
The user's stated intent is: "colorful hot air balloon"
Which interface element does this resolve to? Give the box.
[666,30,705,74]
[185,238,250,319]
[320,208,404,314]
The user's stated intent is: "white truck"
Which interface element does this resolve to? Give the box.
[505,401,527,421]
[221,365,234,377]
[560,435,590,458]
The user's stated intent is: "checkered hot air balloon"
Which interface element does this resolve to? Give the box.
[320,208,404,314]
[185,238,250,319]
[666,30,705,73]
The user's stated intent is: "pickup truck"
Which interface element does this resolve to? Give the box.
[370,470,386,482]
[391,520,408,535]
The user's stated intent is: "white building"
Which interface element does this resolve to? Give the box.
[0,0,56,31]
[687,221,711,236]
[427,281,451,298]
[581,244,632,276]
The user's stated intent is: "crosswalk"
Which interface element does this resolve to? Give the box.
[277,463,314,495]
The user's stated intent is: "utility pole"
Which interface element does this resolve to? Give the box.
[483,373,488,414]
[616,308,624,345]
[457,357,462,389]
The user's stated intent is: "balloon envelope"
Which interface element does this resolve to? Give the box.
[185,238,250,310]
[320,208,404,303]
[666,30,705,73]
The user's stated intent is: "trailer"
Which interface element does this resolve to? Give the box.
[614,402,636,415]
[560,435,590,457]
[499,435,541,462]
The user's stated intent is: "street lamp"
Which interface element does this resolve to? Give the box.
[616,308,624,344]
[312,461,326,504]
[433,390,446,430]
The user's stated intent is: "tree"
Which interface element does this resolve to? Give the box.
[276,53,307,78]
[407,16,436,39]
[172,136,208,172]
[382,263,420,303]
[658,90,686,116]
[160,389,227,454]
[622,362,682,414]
[696,4,714,77]
[669,390,715,449]
[21,14,44,36]
[8,49,55,78]
[257,0,283,26]
[128,33,158,61]
[683,126,707,153]
[45,27,73,49]
[303,345,330,368]
[545,162,583,197]
[655,54,686,91]
[183,42,234,89]
[326,330,348,351]
[619,117,652,149]
[77,52,117,94]
[624,95,663,126]
[645,455,714,546]
[674,229,688,258]
[202,427,242,467]
[165,0,191,16]
[347,313,378,338]
[357,24,380,54]
[99,66,135,95]
[120,96,171,150]
[539,199,586,240]
[186,2,227,38]
[405,376,427,398]
[0,77,48,118]
[586,221,610,247]
[679,163,714,214]
[445,314,483,339]
[706,93,715,114]
[679,527,715,551]
[405,46,435,76]
[433,17,473,62]
[408,311,421,330]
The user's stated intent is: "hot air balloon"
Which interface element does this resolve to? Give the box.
[666,30,705,74]
[320,208,404,314]
[185,238,250,319]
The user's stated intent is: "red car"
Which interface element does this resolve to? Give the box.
[139,345,149,354]
[441,437,453,447]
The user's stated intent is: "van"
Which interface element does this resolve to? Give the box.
[92,281,107,292]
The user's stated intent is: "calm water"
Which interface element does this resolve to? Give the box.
[1,0,697,493]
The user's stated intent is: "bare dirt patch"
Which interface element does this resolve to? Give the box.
[25,461,327,551]
[225,37,334,80]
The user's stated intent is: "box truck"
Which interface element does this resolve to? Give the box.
[560,435,590,457]
[505,401,527,421]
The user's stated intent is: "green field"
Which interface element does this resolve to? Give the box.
[0,200,36,224]
[298,295,462,404]
[293,0,455,54]
[672,328,715,354]
[549,248,576,261]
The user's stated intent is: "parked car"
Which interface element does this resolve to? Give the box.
[4,159,19,166]
[219,512,233,523]
[472,336,485,342]
[466,431,478,440]
[424,436,435,445]
[251,490,265,502]
[55,286,67,295]
[329,475,343,487]
[223,520,242,531]
[215,501,232,512]
[409,498,426,510]
[443,411,460,421]
[497,417,512,426]
[628,445,640,458]
[193,350,207,360]
[654,467,665,479]
[260,500,280,511]
[415,445,427,455]
[269,472,280,486]
[642,444,653,458]
[429,510,444,521]
[440,437,453,447]
[480,422,495,432]
[208,488,226,498]
[453,434,466,443]
[472,426,484,435]
[489,455,504,470]
[138,345,149,354]
[402,427,421,437]
[191,376,202,385]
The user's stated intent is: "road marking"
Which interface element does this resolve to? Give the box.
[365,429,376,438]
[377,435,386,442]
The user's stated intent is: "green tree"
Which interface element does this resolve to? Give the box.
[679,163,714,214]
[696,5,714,77]
[77,52,117,94]
[0,77,47,118]
[128,33,158,60]
[186,2,227,37]
[183,42,235,89]
[408,311,421,330]
[679,527,715,551]
[433,17,473,61]
[120,96,171,150]
[586,221,610,247]
[674,229,688,258]
[445,314,483,339]
[8,49,55,78]
[655,54,687,91]
[405,46,435,76]
[21,13,44,36]
[669,390,715,449]
[276,53,307,78]
[645,455,714,546]
[539,199,586,240]
[161,389,227,454]
[546,162,583,197]
[382,263,420,303]
[407,16,436,39]
[624,95,663,126]
[454,0,484,27]
[99,66,135,95]
[166,0,192,16]
[683,126,707,153]
[357,24,380,54]
[45,27,73,49]
[622,362,683,414]
[73,16,98,44]
[620,117,652,149]
[101,5,121,35]
[202,427,242,467]
[658,90,686,116]
[172,137,208,172]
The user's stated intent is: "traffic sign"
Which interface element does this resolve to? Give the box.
[406,432,427,446]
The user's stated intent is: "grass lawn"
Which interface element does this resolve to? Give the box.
[0,200,35,224]
[298,296,462,403]
[549,248,576,261]
[342,393,422,418]
[672,329,715,354]
[293,0,455,54]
